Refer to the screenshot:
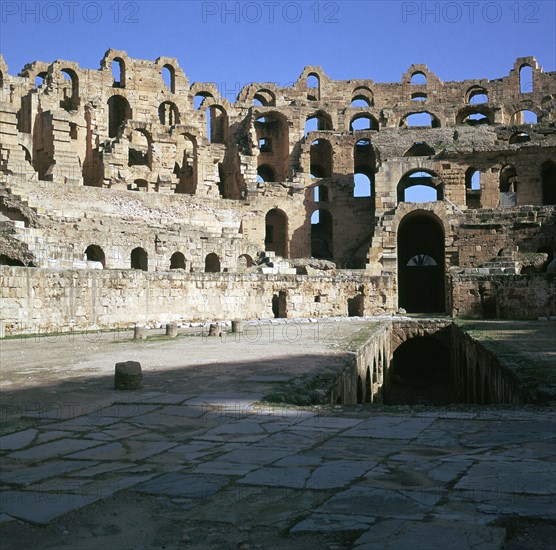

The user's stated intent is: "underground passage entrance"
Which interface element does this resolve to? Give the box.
[397,212,445,313]
[385,337,456,405]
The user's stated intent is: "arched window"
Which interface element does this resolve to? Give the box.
[170,252,186,269]
[398,171,442,203]
[175,133,197,194]
[205,253,221,273]
[237,254,254,271]
[351,86,373,107]
[411,92,427,101]
[511,110,537,125]
[34,72,47,90]
[402,112,440,128]
[465,168,481,208]
[131,247,148,271]
[410,72,427,85]
[257,165,275,183]
[128,129,151,168]
[60,69,79,111]
[520,65,533,94]
[509,131,530,144]
[84,245,105,267]
[162,64,175,93]
[310,139,333,178]
[468,91,488,104]
[350,114,379,131]
[307,73,320,101]
[253,89,275,107]
[205,105,227,143]
[108,95,131,138]
[499,165,517,207]
[158,101,180,125]
[354,139,375,197]
[311,209,333,260]
[194,91,212,110]
[265,209,288,258]
[111,57,125,87]
[304,112,332,136]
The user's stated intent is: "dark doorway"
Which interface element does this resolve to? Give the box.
[347,294,364,317]
[272,291,287,318]
[385,337,455,405]
[108,95,131,138]
[397,212,445,313]
[265,209,288,258]
[311,209,333,260]
[205,253,221,273]
[131,247,148,271]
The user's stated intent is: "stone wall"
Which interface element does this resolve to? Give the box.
[451,273,556,319]
[0,266,394,335]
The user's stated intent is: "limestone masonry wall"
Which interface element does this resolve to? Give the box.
[0,51,555,330]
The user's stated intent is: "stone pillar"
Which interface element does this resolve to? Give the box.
[231,320,244,333]
[166,323,178,337]
[134,325,147,340]
[115,361,143,390]
[208,323,221,337]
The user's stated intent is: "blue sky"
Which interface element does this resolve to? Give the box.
[1,1,555,91]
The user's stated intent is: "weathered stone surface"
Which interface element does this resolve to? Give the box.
[114,360,143,390]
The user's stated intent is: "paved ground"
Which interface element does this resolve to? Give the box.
[1,319,555,549]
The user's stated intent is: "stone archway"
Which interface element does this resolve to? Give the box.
[397,211,445,313]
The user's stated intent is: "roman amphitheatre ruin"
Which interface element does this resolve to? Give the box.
[0,51,555,547]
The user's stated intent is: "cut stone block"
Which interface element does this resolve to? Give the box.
[115,361,143,390]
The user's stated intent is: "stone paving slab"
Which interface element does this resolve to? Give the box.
[352,518,507,549]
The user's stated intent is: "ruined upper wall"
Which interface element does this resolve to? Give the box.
[1,51,554,128]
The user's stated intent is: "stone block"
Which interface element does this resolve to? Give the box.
[115,361,143,390]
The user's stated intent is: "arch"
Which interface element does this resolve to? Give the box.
[161,64,175,93]
[519,64,533,94]
[509,131,530,144]
[511,109,537,125]
[205,253,221,273]
[255,112,289,181]
[34,72,47,90]
[237,254,254,271]
[60,68,79,111]
[175,133,197,194]
[499,164,517,207]
[354,138,376,198]
[310,139,333,178]
[170,252,186,270]
[411,92,427,101]
[456,106,492,126]
[350,113,379,131]
[403,142,435,157]
[397,170,443,203]
[410,72,427,85]
[311,209,333,260]
[351,86,373,107]
[128,128,151,168]
[397,211,445,313]
[466,86,489,104]
[111,57,125,87]
[265,208,288,258]
[542,161,556,205]
[400,112,440,128]
[131,247,148,271]
[108,95,131,138]
[206,105,228,143]
[307,73,320,101]
[305,111,333,136]
[194,91,213,110]
[257,164,275,183]
[84,245,105,267]
[253,88,276,107]
[385,337,454,405]
[158,101,180,125]
[465,168,481,208]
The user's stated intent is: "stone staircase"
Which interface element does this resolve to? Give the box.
[260,251,297,275]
